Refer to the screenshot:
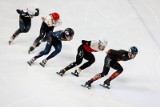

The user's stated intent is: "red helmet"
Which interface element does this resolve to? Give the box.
[51,12,60,21]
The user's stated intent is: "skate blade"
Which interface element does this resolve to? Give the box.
[8,41,12,45]
[39,62,45,67]
[100,84,110,89]
[71,72,79,77]
[56,72,63,77]
[27,61,32,66]
[81,84,90,89]
[28,50,31,54]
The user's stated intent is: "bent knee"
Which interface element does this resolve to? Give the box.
[55,48,61,54]
[75,61,82,65]
[19,29,29,33]
[89,57,95,64]
[101,71,109,76]
[117,68,123,73]
[43,50,50,55]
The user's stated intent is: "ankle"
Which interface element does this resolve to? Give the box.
[77,68,81,73]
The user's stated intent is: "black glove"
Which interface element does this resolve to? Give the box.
[35,8,39,16]
[16,9,21,14]
[82,40,91,46]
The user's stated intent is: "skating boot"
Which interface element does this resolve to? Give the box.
[8,36,16,45]
[27,58,35,66]
[100,79,110,89]
[28,46,35,54]
[39,59,47,67]
[81,80,92,89]
[71,70,79,77]
[104,79,110,86]
[56,69,65,77]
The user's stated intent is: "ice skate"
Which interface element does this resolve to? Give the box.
[81,80,92,89]
[28,46,35,54]
[39,59,47,67]
[71,70,79,77]
[100,79,110,89]
[27,58,35,66]
[56,69,65,77]
[8,36,15,45]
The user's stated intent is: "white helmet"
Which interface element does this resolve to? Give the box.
[27,7,36,16]
[99,39,107,47]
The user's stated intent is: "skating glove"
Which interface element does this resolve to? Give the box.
[16,9,28,16]
[35,8,39,16]
[82,40,91,46]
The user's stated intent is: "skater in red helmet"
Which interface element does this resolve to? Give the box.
[28,12,62,54]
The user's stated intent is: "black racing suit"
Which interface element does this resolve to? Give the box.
[101,49,131,76]
[64,40,95,71]
[13,9,39,37]
[88,49,133,84]
[32,22,54,47]
[34,30,67,61]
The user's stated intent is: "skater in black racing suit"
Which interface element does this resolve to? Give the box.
[84,46,138,88]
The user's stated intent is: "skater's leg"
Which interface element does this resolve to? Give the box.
[19,21,31,33]
[28,22,47,53]
[45,44,62,61]
[34,42,52,59]
[23,23,31,33]
[108,62,123,81]
[87,66,110,84]
[103,62,123,86]
[39,43,62,67]
[59,45,84,75]
[79,52,95,71]
[9,21,24,44]
[85,55,111,86]
[9,29,21,44]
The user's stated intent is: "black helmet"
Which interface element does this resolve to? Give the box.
[129,46,138,54]
[64,28,74,37]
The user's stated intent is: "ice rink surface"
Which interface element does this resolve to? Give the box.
[0,0,160,107]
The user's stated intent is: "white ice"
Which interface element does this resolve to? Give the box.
[0,0,160,107]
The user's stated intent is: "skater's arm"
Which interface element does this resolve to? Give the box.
[16,9,28,16]
[34,8,39,16]
[43,16,53,27]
